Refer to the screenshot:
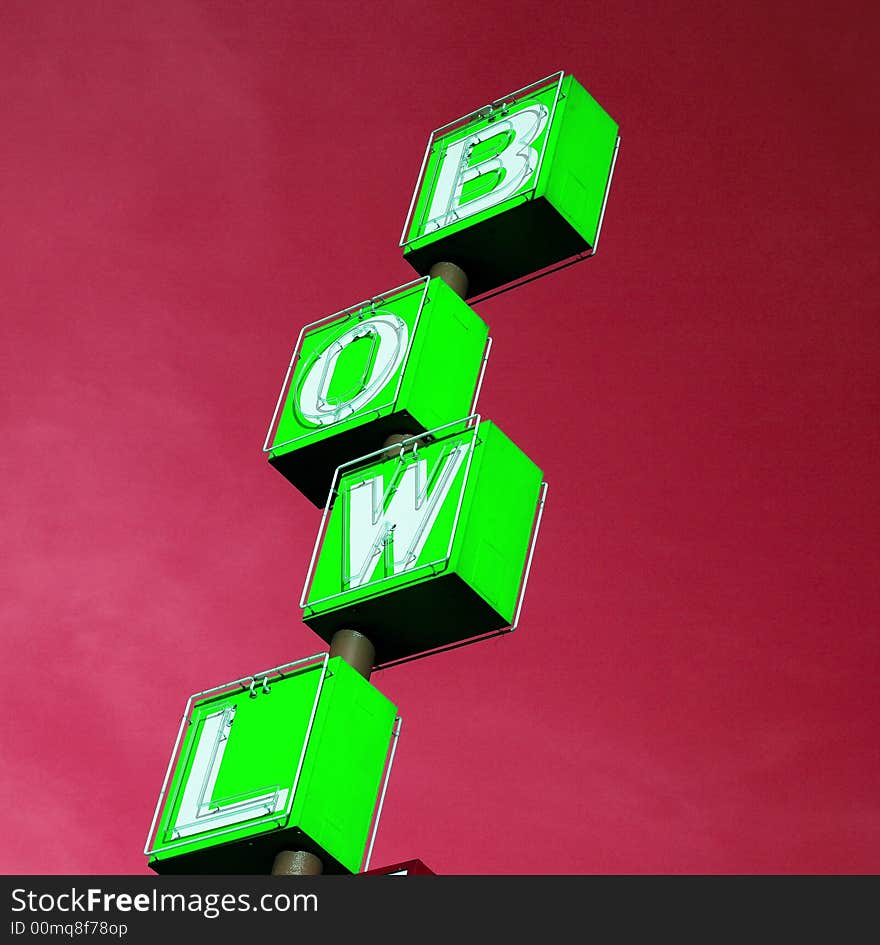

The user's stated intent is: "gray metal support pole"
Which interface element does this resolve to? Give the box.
[381,431,419,460]
[329,628,375,681]
[271,850,323,875]
[428,260,469,299]
[272,417,436,876]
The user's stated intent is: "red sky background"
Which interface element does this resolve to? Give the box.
[2,0,877,875]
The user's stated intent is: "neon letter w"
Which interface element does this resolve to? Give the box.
[345,443,470,589]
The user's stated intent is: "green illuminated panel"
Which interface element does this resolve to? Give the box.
[302,418,544,664]
[267,276,488,506]
[147,656,397,875]
[402,72,619,297]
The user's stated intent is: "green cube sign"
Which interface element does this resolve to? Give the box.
[401,71,620,298]
[145,655,398,874]
[301,417,545,665]
[265,276,489,506]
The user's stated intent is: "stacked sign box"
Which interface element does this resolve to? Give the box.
[264,276,490,508]
[145,69,618,875]
[301,417,543,665]
[401,71,619,298]
[146,656,396,874]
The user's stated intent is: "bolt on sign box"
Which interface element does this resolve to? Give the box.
[400,70,619,298]
[145,655,400,875]
[264,276,490,507]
